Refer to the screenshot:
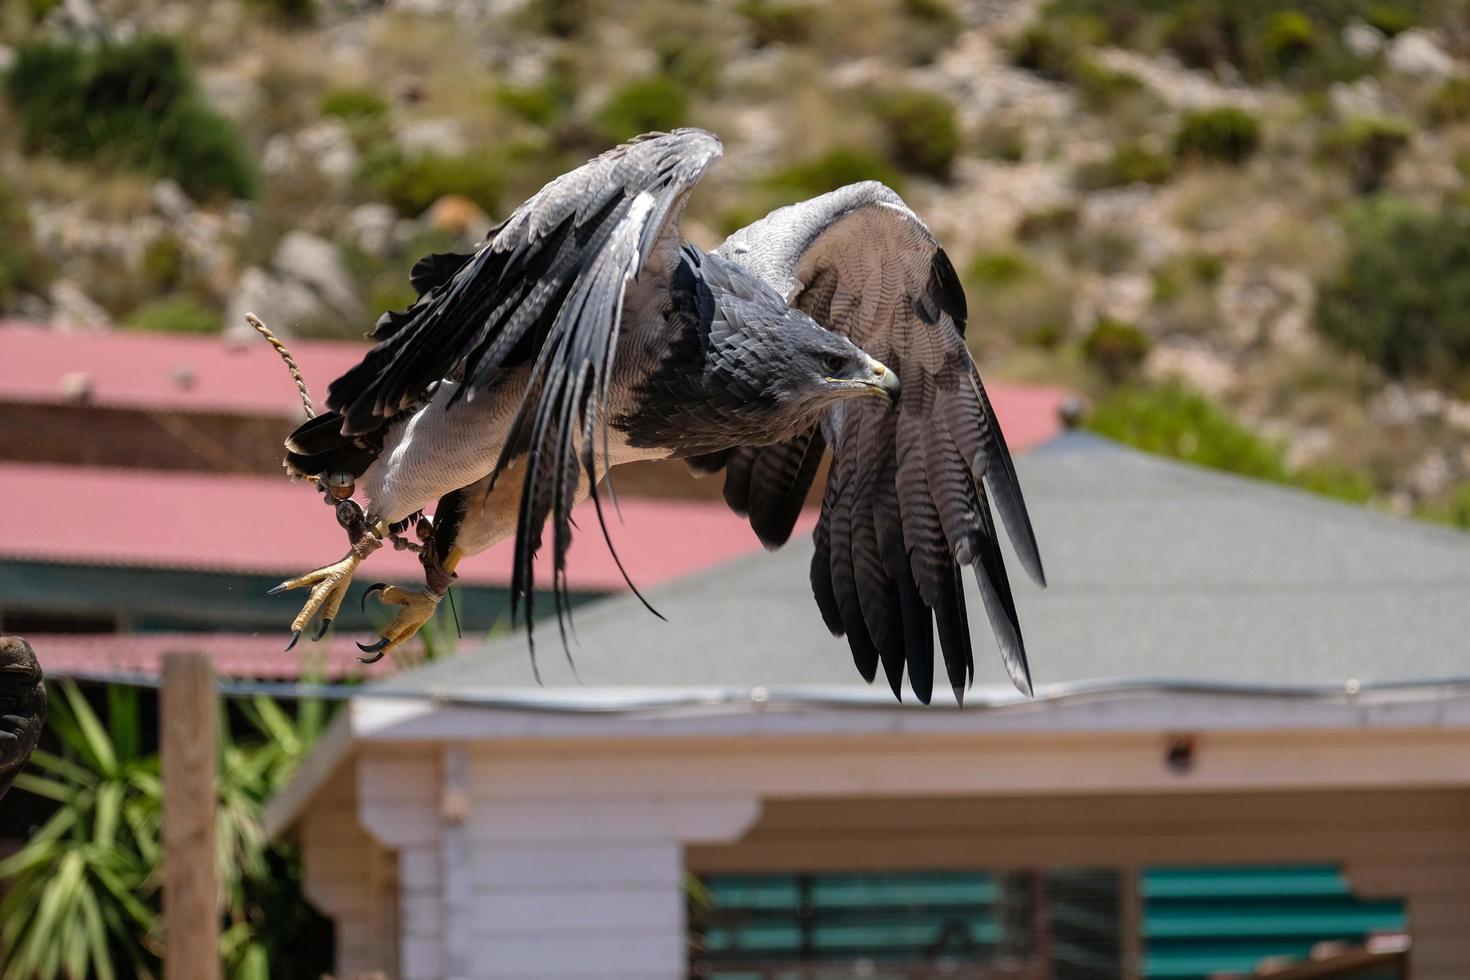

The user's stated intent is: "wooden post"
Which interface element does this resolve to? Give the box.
[161,652,219,980]
[1120,864,1142,980]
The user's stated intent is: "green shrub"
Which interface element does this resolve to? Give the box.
[656,35,724,94]
[1012,19,1093,81]
[157,100,259,199]
[494,84,564,126]
[24,0,62,20]
[967,251,1036,289]
[4,37,257,200]
[1174,106,1261,165]
[1164,2,1235,70]
[0,185,46,306]
[903,0,959,26]
[1050,0,1389,86]
[1420,483,1470,529]
[1318,197,1470,379]
[123,296,222,334]
[359,147,502,217]
[1082,316,1152,381]
[967,264,1074,347]
[250,0,315,23]
[521,0,589,37]
[320,86,388,121]
[871,88,959,179]
[1264,11,1316,71]
[141,235,187,292]
[1074,59,1146,111]
[254,0,314,21]
[1152,251,1223,302]
[1087,382,1291,481]
[1426,76,1470,126]
[896,0,963,63]
[1077,142,1174,190]
[1365,3,1416,36]
[1323,116,1411,193]
[1294,464,1374,504]
[1015,204,1079,243]
[593,75,688,143]
[975,119,1027,162]
[1020,320,1066,350]
[738,0,819,47]
[765,148,905,198]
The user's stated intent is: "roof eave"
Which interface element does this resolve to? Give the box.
[261,707,358,841]
[261,682,1470,832]
[347,682,1470,742]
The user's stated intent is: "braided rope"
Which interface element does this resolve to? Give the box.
[245,312,315,420]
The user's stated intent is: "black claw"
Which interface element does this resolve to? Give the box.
[356,636,390,656]
[267,583,289,596]
[361,582,388,612]
[314,618,333,642]
[356,636,389,664]
[284,630,301,653]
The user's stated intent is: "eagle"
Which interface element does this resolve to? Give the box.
[272,129,1044,703]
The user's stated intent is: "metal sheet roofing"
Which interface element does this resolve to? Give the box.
[380,432,1470,696]
[0,327,1064,589]
[31,631,398,680]
[0,461,797,590]
[0,322,365,416]
[0,323,1071,444]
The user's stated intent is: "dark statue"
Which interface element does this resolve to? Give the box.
[0,636,46,803]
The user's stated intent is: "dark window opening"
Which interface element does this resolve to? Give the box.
[1,609,120,634]
[690,865,1406,980]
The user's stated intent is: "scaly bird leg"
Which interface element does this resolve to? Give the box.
[357,518,461,664]
[270,499,384,650]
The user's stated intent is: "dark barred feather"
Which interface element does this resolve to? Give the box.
[711,184,1045,700]
[316,130,723,663]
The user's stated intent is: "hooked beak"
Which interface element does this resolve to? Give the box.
[826,355,900,402]
[865,357,900,402]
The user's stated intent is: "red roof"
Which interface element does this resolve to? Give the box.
[31,631,401,680]
[0,322,365,416]
[0,462,810,590]
[0,370,1066,588]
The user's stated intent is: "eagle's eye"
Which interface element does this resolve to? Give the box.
[821,354,847,374]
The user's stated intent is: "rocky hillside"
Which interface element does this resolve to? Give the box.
[7,0,1470,524]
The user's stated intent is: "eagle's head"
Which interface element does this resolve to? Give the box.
[731,306,899,417]
[622,269,899,456]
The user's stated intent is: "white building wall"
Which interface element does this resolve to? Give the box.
[305,722,1470,979]
[353,741,759,979]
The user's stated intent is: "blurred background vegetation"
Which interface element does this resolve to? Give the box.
[4,0,1470,528]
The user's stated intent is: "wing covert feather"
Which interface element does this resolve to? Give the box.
[713,181,1043,700]
[326,130,723,659]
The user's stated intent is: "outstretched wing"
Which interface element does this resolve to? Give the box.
[713,181,1045,702]
[327,129,723,650]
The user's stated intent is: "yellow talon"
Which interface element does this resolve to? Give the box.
[271,527,384,650]
[356,585,442,663]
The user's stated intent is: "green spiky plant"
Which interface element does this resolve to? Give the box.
[0,681,335,980]
[0,683,163,979]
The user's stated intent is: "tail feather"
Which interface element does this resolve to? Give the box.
[283,411,378,480]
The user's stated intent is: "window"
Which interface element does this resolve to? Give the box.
[690,865,1406,979]
[690,868,1120,978]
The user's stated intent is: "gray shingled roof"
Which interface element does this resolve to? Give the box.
[378,433,1470,696]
